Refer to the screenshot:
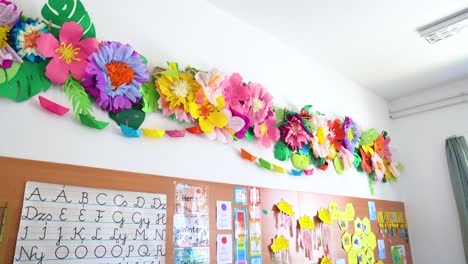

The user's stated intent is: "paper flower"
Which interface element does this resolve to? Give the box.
[195,69,225,108]
[310,115,331,158]
[157,62,199,122]
[220,73,249,112]
[0,0,22,68]
[36,22,99,84]
[241,82,273,125]
[359,148,372,174]
[327,119,345,151]
[254,115,280,148]
[280,114,311,150]
[382,135,392,161]
[10,17,47,62]
[371,152,386,181]
[231,108,250,139]
[82,41,149,112]
[205,109,245,143]
[338,147,354,169]
[342,116,360,152]
[189,98,228,133]
[386,161,401,180]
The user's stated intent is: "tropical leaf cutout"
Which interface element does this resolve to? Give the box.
[140,80,160,113]
[359,128,380,146]
[109,104,146,130]
[64,75,93,119]
[0,62,21,84]
[0,61,51,102]
[41,0,96,39]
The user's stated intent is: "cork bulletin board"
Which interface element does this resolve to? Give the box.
[0,157,412,263]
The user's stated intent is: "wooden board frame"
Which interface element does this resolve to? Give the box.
[0,157,412,263]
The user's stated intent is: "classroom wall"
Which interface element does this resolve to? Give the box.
[0,0,399,200]
[391,79,468,264]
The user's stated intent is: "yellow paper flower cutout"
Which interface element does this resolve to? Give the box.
[189,99,228,133]
[299,215,315,230]
[277,200,294,217]
[318,209,331,224]
[321,256,333,264]
[270,235,289,253]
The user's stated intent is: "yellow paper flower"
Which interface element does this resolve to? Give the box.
[270,235,289,253]
[277,200,294,217]
[189,99,228,133]
[157,62,200,115]
[299,215,315,230]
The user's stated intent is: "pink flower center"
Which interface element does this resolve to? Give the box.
[0,25,10,48]
[105,61,135,89]
[24,31,40,49]
[55,42,81,64]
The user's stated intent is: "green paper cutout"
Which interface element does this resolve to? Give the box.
[274,107,285,124]
[360,128,380,146]
[0,62,20,84]
[245,128,255,142]
[274,141,291,161]
[259,158,272,170]
[291,153,311,170]
[109,105,146,130]
[64,75,93,119]
[79,114,109,130]
[353,151,362,167]
[333,156,344,175]
[262,209,268,215]
[140,81,160,113]
[302,105,313,113]
[0,61,51,102]
[41,0,96,39]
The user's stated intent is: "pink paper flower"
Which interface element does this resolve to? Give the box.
[338,148,354,169]
[389,161,400,178]
[220,73,249,111]
[371,152,386,181]
[242,82,273,125]
[205,109,245,143]
[254,115,280,148]
[280,114,310,150]
[36,22,98,84]
[310,115,330,158]
[195,69,224,107]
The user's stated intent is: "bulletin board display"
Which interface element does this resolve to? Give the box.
[0,157,411,263]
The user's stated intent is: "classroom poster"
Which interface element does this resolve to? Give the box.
[174,183,209,263]
[14,182,167,264]
[234,208,248,264]
[391,245,406,264]
[233,187,248,205]
[217,234,233,264]
[368,201,377,221]
[249,187,262,264]
[378,239,386,259]
[216,201,232,230]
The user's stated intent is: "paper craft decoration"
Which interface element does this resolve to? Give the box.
[38,96,69,116]
[366,248,376,264]
[174,247,209,264]
[234,187,248,205]
[352,233,362,249]
[318,209,332,225]
[357,249,365,264]
[368,201,377,221]
[298,215,315,258]
[14,182,167,264]
[4,0,403,190]
[173,215,209,247]
[142,128,166,138]
[79,114,109,130]
[368,232,377,250]
[354,217,363,233]
[276,200,294,229]
[328,201,340,220]
[348,249,358,264]
[321,256,333,264]
[120,124,142,138]
[249,187,262,264]
[216,201,232,230]
[342,232,352,252]
[378,239,386,259]
[360,233,369,249]
[270,235,290,264]
[391,245,406,264]
[362,217,371,234]
[345,203,356,220]
[234,208,248,264]
[217,234,233,264]
[338,214,349,231]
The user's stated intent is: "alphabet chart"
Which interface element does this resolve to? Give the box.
[13,182,167,264]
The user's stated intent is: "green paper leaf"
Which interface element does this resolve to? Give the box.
[302,105,313,113]
[109,106,146,130]
[64,75,93,119]
[79,114,109,130]
[333,156,344,175]
[245,128,255,142]
[353,151,362,168]
[274,107,285,124]
[140,81,160,113]
[0,62,21,84]
[274,141,292,161]
[259,158,272,170]
[360,128,380,146]
[292,153,311,170]
[0,61,51,102]
[368,178,375,196]
[41,0,96,39]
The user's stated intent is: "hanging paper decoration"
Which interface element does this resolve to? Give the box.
[298,215,315,259]
[38,96,69,116]
[318,209,331,225]
[1,0,404,193]
[320,256,333,264]
[270,235,290,264]
[276,200,294,230]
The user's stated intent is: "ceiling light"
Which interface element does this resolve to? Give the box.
[418,8,468,44]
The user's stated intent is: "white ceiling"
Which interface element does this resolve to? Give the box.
[208,0,468,100]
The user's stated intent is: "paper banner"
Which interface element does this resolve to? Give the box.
[38,96,69,116]
[166,130,186,137]
[272,164,286,173]
[120,124,142,138]
[259,158,272,170]
[291,169,303,176]
[186,126,203,134]
[79,114,109,130]
[240,148,257,162]
[142,128,166,138]
[234,208,248,264]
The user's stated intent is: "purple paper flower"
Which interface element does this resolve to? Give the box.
[0,0,22,68]
[83,41,149,112]
[280,114,311,150]
[341,116,361,152]
[231,108,250,139]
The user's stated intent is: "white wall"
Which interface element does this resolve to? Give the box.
[0,0,399,200]
[391,79,468,264]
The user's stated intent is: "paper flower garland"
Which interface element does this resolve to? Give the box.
[276,200,294,230]
[0,0,403,193]
[270,235,290,264]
